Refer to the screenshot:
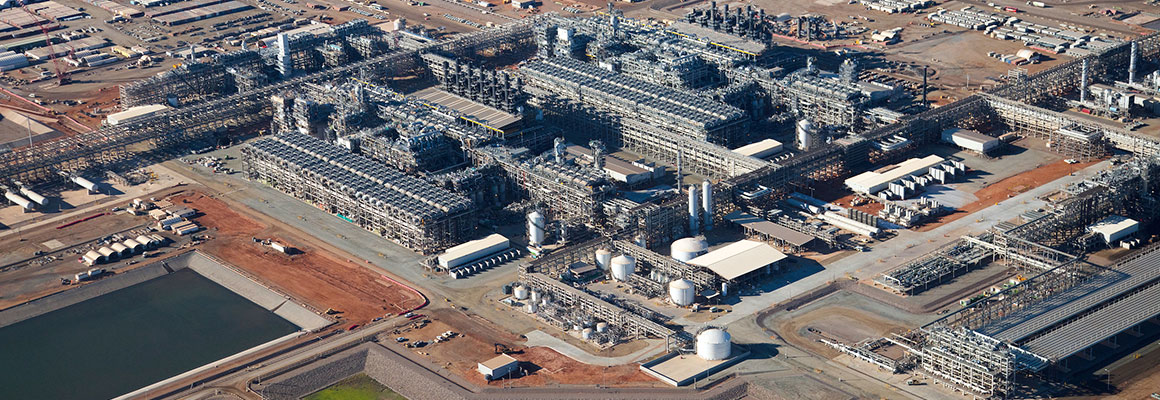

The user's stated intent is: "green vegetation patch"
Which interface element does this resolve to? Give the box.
[303,373,406,400]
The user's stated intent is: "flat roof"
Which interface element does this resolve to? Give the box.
[1088,215,1138,237]
[440,233,508,261]
[845,154,945,193]
[731,138,782,158]
[725,212,814,247]
[480,353,518,370]
[980,245,1160,354]
[688,240,786,281]
[1021,280,1160,360]
[412,87,521,131]
[564,145,651,177]
[943,128,997,144]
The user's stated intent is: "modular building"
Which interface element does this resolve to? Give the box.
[1088,215,1138,245]
[477,354,519,380]
[731,138,783,159]
[844,154,946,195]
[942,128,1000,154]
[437,233,509,269]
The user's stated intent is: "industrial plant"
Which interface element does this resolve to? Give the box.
[6,0,1160,397]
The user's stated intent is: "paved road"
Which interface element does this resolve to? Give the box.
[523,330,667,366]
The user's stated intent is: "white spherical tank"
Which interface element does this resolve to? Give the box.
[697,329,732,361]
[513,285,529,300]
[594,248,613,271]
[671,237,708,262]
[527,211,547,246]
[610,255,636,281]
[669,279,696,306]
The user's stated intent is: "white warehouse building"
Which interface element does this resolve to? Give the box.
[942,128,1000,154]
[844,154,947,195]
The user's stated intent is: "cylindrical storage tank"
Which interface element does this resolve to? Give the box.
[581,328,593,340]
[594,248,613,271]
[526,302,538,313]
[688,184,699,234]
[18,187,47,206]
[72,176,98,192]
[596,322,608,333]
[701,181,713,230]
[669,279,696,306]
[671,237,708,262]
[796,119,817,151]
[697,329,732,361]
[527,211,546,246]
[97,246,118,260]
[5,192,34,210]
[111,243,130,257]
[610,255,636,282]
[513,285,529,300]
[531,291,540,303]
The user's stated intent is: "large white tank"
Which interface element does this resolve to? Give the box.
[72,176,98,193]
[610,255,636,281]
[696,328,732,361]
[526,301,538,313]
[581,328,593,340]
[513,285,529,300]
[669,279,696,306]
[671,237,708,262]
[527,211,546,246]
[594,248,613,271]
[701,181,713,231]
[796,119,817,151]
[531,290,540,303]
[4,192,34,211]
[688,184,700,234]
[596,322,608,333]
[18,187,47,206]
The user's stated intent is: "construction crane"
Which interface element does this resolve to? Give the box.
[17,0,69,85]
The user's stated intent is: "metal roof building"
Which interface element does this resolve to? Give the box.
[688,240,787,282]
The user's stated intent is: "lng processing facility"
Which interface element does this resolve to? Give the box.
[5,0,1160,398]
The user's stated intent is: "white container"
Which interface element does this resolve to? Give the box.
[581,328,593,340]
[513,285,529,300]
[610,255,636,282]
[526,302,538,313]
[669,279,696,306]
[697,329,731,361]
[527,211,546,246]
[671,237,708,262]
[596,322,608,333]
[594,248,613,271]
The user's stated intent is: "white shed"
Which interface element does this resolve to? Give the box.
[477,354,519,380]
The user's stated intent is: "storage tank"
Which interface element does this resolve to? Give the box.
[610,255,636,281]
[513,285,529,300]
[18,187,47,206]
[526,302,538,313]
[671,237,708,262]
[696,328,732,361]
[594,248,613,271]
[110,243,130,257]
[72,176,99,193]
[581,328,593,340]
[596,322,608,333]
[527,211,546,246]
[688,184,700,234]
[97,246,118,260]
[669,279,696,306]
[796,119,818,151]
[701,181,713,231]
[531,290,540,303]
[4,192,34,211]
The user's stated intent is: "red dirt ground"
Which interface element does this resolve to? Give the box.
[170,191,423,324]
[914,158,1101,231]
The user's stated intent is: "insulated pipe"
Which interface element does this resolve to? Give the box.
[1130,41,1138,85]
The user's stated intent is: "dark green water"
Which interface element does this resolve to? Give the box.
[0,268,299,400]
